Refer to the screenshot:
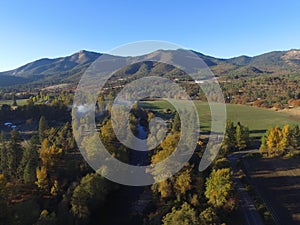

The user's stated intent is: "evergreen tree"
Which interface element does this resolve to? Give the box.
[19,138,39,184]
[12,94,17,107]
[236,123,249,150]
[259,134,268,155]
[0,174,8,223]
[71,173,117,220]
[0,132,8,176]
[222,121,236,153]
[24,160,37,185]
[38,116,48,144]
[291,125,300,149]
[172,112,181,133]
[7,129,23,178]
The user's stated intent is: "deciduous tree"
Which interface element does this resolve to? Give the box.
[35,166,49,191]
[162,202,199,225]
[205,168,234,208]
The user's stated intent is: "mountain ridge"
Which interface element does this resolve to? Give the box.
[1,49,300,87]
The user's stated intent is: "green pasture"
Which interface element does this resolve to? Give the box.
[0,99,28,106]
[140,100,300,138]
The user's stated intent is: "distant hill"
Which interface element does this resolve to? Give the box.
[226,50,300,74]
[0,50,101,87]
[1,49,300,88]
[1,50,100,78]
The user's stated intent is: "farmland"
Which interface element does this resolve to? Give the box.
[140,100,300,138]
[0,99,28,106]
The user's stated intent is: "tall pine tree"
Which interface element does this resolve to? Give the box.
[222,121,236,153]
[18,137,39,184]
[7,129,23,179]
[236,123,249,150]
[39,116,48,144]
[172,112,181,133]
[0,131,8,176]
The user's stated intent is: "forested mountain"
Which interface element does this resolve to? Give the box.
[1,49,300,87]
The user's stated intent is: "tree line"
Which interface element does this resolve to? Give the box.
[260,124,300,157]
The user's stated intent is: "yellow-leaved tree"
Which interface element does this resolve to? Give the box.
[35,166,48,191]
[266,127,283,157]
[39,139,63,168]
[280,124,291,151]
[205,168,234,208]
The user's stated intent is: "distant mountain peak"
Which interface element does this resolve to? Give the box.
[1,48,300,88]
[281,49,300,67]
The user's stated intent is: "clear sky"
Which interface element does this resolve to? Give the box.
[1,0,300,71]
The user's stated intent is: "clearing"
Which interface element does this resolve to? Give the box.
[140,100,300,139]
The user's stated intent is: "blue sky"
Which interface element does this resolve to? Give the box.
[1,0,300,71]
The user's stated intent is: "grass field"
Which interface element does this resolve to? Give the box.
[0,99,28,106]
[140,100,300,138]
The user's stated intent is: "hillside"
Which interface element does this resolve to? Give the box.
[1,49,300,87]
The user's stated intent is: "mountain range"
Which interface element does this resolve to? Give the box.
[1,49,300,88]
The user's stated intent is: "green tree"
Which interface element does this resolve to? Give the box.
[205,168,234,208]
[38,116,48,144]
[0,174,8,224]
[0,132,8,176]
[71,173,117,220]
[12,93,17,106]
[222,121,236,153]
[172,112,181,132]
[18,139,38,184]
[259,131,269,156]
[7,129,23,178]
[162,202,199,225]
[213,157,231,170]
[291,125,300,149]
[236,123,249,150]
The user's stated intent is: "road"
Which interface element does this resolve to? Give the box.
[228,150,265,225]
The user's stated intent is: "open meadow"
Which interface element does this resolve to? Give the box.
[140,100,300,139]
